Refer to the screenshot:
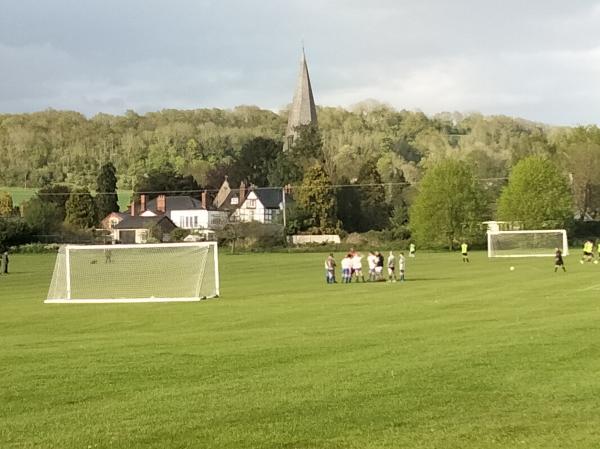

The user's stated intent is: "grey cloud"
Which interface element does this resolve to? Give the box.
[0,0,599,124]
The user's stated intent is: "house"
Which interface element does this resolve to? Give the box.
[231,187,287,224]
[213,177,246,214]
[112,215,176,244]
[100,211,128,231]
[126,192,228,230]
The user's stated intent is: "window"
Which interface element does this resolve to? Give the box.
[193,216,198,228]
[264,209,273,223]
[248,210,255,222]
[231,197,239,205]
[247,199,256,208]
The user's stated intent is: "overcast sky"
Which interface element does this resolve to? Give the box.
[1,0,599,125]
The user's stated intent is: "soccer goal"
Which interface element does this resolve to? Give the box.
[487,229,569,258]
[45,242,219,303]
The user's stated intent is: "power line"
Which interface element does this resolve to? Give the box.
[26,177,509,197]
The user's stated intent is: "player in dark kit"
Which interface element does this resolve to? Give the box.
[554,248,566,272]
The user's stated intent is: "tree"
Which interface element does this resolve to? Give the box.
[356,159,391,231]
[21,197,62,234]
[410,159,488,250]
[65,187,96,229]
[229,137,282,186]
[335,178,361,232]
[37,184,71,222]
[497,156,572,229]
[0,218,33,251]
[95,162,120,221]
[134,166,200,200]
[0,191,14,217]
[296,163,338,233]
[289,124,324,168]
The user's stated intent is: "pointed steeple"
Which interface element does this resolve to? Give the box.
[284,48,318,150]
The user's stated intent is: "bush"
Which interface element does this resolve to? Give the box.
[218,222,284,252]
[171,228,191,242]
[0,218,34,251]
[11,243,60,254]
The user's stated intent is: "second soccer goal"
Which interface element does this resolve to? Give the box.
[46,242,219,303]
[487,229,569,258]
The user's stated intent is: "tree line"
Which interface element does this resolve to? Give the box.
[1,103,599,249]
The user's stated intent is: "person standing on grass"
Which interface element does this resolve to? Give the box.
[582,240,594,263]
[352,252,365,282]
[461,242,469,263]
[325,253,337,284]
[398,252,406,282]
[387,251,396,282]
[409,243,416,258]
[555,248,566,272]
[367,251,377,281]
[375,251,384,281]
[341,253,352,283]
[1,250,8,274]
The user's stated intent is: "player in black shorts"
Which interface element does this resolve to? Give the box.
[554,248,566,272]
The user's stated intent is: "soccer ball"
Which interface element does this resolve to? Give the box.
[595,260,599,265]
[580,260,585,265]
[510,266,515,271]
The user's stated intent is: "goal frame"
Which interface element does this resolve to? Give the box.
[487,229,569,258]
[45,242,220,304]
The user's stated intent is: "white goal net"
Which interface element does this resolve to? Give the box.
[46,242,219,303]
[487,229,569,258]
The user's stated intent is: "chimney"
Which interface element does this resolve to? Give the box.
[239,181,246,203]
[130,201,136,217]
[140,194,147,213]
[156,194,166,214]
[201,190,207,209]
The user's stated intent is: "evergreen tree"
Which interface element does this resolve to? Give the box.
[356,159,391,231]
[335,178,361,232]
[95,162,120,220]
[37,184,71,222]
[296,163,338,233]
[229,137,282,186]
[65,187,96,229]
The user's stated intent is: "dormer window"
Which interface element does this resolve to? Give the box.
[231,197,239,205]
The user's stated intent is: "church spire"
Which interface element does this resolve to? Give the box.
[284,48,318,150]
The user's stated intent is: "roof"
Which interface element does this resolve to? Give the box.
[216,190,241,211]
[114,215,175,230]
[252,188,284,209]
[285,50,318,141]
[146,195,204,212]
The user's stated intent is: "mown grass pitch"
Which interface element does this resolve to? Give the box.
[2,251,600,449]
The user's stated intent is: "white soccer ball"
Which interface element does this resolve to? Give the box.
[595,260,599,265]
[510,266,515,271]
[580,260,585,265]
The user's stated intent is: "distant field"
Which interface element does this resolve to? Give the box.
[2,251,600,448]
[0,187,132,210]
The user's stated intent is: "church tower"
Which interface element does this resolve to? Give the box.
[284,49,318,150]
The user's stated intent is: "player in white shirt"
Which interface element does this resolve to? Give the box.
[387,251,396,282]
[352,253,365,282]
[341,254,352,283]
[367,251,377,281]
[398,252,406,282]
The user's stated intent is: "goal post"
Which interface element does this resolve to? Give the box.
[487,229,569,258]
[45,242,220,303]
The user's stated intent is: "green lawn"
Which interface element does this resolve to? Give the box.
[0,187,132,210]
[2,251,600,449]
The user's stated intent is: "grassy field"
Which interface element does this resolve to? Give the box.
[0,187,132,210]
[2,251,600,449]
